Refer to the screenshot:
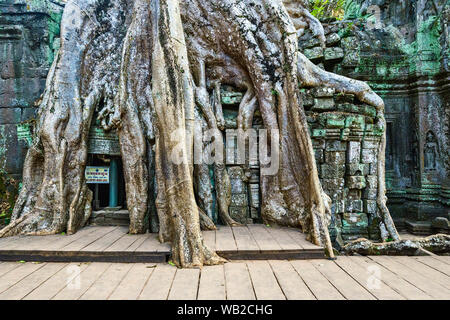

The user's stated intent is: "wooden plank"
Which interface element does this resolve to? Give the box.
[198,265,226,300]
[290,260,345,300]
[104,233,144,252]
[394,256,450,290]
[52,262,111,300]
[247,225,281,251]
[246,261,285,300]
[79,263,133,300]
[81,227,128,252]
[1,236,38,250]
[0,263,67,300]
[414,256,450,276]
[268,260,316,300]
[139,264,177,300]
[136,233,170,253]
[0,235,29,250]
[369,256,448,299]
[168,268,200,300]
[23,263,89,300]
[7,228,99,251]
[231,226,258,251]
[265,227,301,251]
[431,255,450,265]
[41,227,100,251]
[61,226,117,251]
[108,264,156,300]
[283,228,319,250]
[202,230,216,251]
[126,233,150,252]
[334,257,405,300]
[0,262,22,277]
[215,226,237,252]
[15,235,63,251]
[224,262,255,300]
[351,256,432,300]
[0,262,46,295]
[0,236,20,249]
[310,259,375,300]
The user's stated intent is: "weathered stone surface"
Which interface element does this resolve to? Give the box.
[341,36,359,50]
[333,200,345,214]
[312,98,335,111]
[335,94,355,104]
[336,103,360,114]
[347,141,361,164]
[325,140,346,152]
[366,175,378,189]
[323,114,345,128]
[324,47,344,61]
[326,33,341,46]
[302,36,322,49]
[346,163,368,176]
[0,0,63,176]
[314,148,324,163]
[0,124,27,174]
[311,87,335,98]
[304,47,323,60]
[0,108,21,125]
[364,200,378,215]
[431,217,450,232]
[345,115,365,130]
[347,200,363,212]
[221,90,243,105]
[322,178,345,198]
[300,91,314,107]
[321,163,346,178]
[362,139,380,149]
[347,189,362,201]
[342,50,360,67]
[343,212,368,226]
[369,163,378,175]
[323,151,343,164]
[362,188,378,200]
[361,148,377,164]
[346,176,366,189]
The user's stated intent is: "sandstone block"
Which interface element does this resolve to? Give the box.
[347,176,367,189]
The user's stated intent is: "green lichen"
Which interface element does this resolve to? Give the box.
[46,11,62,65]
[400,16,442,76]
[23,0,64,65]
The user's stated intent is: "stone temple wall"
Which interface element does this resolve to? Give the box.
[302,87,383,243]
[296,0,449,236]
[0,0,449,238]
[0,0,64,181]
[328,0,450,235]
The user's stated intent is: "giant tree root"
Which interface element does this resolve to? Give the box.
[342,234,450,256]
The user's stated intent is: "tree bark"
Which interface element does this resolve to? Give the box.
[343,234,450,256]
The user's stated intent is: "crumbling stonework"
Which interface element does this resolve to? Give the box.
[0,0,64,180]
[302,86,384,244]
[299,0,450,236]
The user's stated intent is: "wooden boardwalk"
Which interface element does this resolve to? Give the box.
[0,225,324,263]
[0,256,448,300]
